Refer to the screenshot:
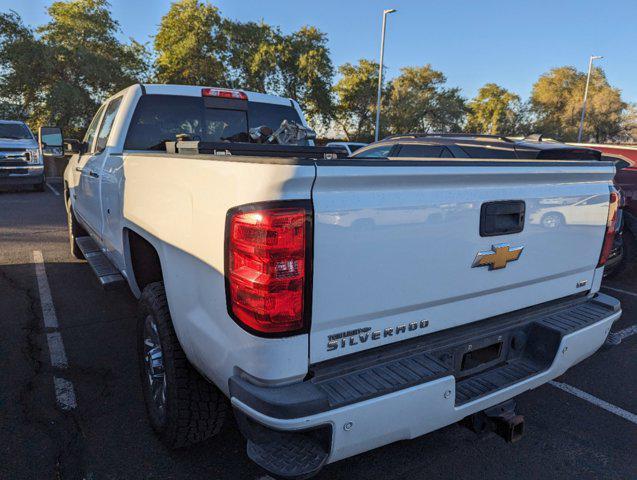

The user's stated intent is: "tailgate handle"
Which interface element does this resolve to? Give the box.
[480,200,525,237]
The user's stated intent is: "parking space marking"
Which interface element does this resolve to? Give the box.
[46,332,69,368]
[33,250,77,411]
[53,377,77,411]
[33,251,59,329]
[549,381,637,424]
[605,324,637,346]
[602,286,637,297]
[46,183,60,196]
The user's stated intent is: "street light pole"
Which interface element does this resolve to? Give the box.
[374,8,396,142]
[577,55,603,143]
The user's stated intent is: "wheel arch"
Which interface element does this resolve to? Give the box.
[123,226,165,298]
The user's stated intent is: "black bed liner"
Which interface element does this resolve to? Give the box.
[229,292,619,418]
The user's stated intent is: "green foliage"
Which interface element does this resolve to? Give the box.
[275,26,333,125]
[0,0,149,137]
[333,59,380,141]
[155,3,334,125]
[530,66,627,142]
[224,20,279,92]
[466,83,526,135]
[0,11,50,121]
[154,0,228,86]
[384,65,466,135]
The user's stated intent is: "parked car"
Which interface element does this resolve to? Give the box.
[351,133,624,277]
[61,85,621,479]
[0,120,45,191]
[325,141,367,155]
[570,143,637,275]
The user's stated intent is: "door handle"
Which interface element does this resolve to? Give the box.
[89,170,100,178]
[480,200,525,237]
[75,167,83,172]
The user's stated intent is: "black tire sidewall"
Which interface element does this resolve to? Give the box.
[137,285,175,436]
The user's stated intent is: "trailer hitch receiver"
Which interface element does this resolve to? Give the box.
[461,399,524,443]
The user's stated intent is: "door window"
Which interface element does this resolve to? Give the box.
[83,104,106,153]
[95,96,123,153]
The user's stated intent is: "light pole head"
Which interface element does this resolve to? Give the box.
[591,55,603,61]
[384,9,397,15]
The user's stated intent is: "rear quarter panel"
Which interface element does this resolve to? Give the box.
[120,153,316,392]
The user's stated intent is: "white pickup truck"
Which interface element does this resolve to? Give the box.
[62,84,621,478]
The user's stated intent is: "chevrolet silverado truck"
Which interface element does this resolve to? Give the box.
[0,120,45,191]
[62,84,622,479]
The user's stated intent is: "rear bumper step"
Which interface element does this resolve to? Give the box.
[230,293,620,476]
[231,293,619,416]
[76,236,124,289]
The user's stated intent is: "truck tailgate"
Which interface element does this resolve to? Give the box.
[309,160,615,363]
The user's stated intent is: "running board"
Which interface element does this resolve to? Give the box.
[75,236,125,289]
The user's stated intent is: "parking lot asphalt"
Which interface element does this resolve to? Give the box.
[0,183,635,480]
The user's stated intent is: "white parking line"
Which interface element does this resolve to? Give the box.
[549,381,637,424]
[46,332,69,368]
[46,183,60,196]
[602,286,637,298]
[33,250,77,411]
[53,377,77,411]
[33,251,58,329]
[605,324,637,346]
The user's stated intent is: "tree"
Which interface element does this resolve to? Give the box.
[466,83,525,135]
[275,26,333,125]
[0,1,149,136]
[530,66,626,142]
[385,65,466,135]
[333,59,380,141]
[224,20,280,92]
[154,0,228,86]
[0,11,48,122]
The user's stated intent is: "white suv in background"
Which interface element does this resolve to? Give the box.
[0,120,45,191]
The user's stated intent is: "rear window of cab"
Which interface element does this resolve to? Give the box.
[124,94,302,151]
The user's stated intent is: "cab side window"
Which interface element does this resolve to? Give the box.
[95,97,123,153]
[83,104,106,153]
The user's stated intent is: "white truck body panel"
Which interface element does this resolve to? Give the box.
[310,162,613,362]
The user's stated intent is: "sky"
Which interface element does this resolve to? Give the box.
[4,0,637,103]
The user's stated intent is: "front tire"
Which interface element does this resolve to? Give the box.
[66,199,86,260]
[137,282,227,449]
[34,179,45,192]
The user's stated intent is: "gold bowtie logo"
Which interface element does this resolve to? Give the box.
[472,243,524,270]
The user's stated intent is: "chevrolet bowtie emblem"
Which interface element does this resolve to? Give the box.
[472,243,524,270]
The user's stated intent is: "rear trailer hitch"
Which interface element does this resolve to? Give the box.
[461,399,524,443]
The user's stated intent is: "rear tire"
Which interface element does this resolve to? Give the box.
[137,282,227,449]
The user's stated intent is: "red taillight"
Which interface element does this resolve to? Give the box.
[225,202,311,336]
[202,88,248,100]
[598,188,620,267]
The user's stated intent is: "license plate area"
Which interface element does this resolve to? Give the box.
[461,341,502,371]
[452,333,512,380]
